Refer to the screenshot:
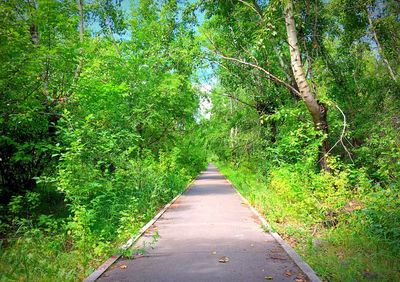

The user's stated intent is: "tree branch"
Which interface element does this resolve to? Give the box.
[220,93,257,109]
[317,104,353,163]
[238,0,263,18]
[214,51,301,97]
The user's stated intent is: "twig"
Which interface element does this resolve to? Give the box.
[210,59,244,82]
[335,104,354,162]
[241,44,259,66]
[238,0,262,18]
[220,93,257,109]
[344,137,355,148]
[311,223,320,236]
[317,104,354,164]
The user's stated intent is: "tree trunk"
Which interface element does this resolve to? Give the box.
[29,24,39,45]
[367,7,397,82]
[229,97,238,161]
[284,0,330,171]
[74,0,84,80]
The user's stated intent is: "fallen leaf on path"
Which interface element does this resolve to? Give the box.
[264,276,273,280]
[119,265,127,269]
[218,256,230,263]
[284,270,292,277]
[294,274,306,282]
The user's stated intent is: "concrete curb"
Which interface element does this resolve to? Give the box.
[222,172,322,282]
[83,176,199,282]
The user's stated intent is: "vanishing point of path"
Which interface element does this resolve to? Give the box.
[98,164,317,282]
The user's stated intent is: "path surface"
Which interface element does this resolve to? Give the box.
[99,164,310,282]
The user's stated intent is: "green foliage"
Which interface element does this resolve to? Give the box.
[0,230,80,282]
[0,0,207,280]
[1,0,399,280]
[202,0,400,280]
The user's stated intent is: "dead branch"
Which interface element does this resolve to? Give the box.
[318,104,354,163]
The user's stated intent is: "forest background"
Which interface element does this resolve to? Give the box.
[0,0,399,281]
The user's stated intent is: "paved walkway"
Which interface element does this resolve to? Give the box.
[99,164,311,281]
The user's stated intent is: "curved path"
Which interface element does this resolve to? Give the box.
[98,164,318,282]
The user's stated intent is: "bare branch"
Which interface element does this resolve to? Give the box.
[336,104,354,162]
[74,0,84,80]
[317,104,354,163]
[214,51,301,97]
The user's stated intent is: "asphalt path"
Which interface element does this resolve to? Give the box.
[98,164,310,282]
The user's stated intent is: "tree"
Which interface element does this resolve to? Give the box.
[201,0,331,170]
[284,0,330,170]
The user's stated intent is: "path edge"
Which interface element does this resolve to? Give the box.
[222,171,322,282]
[83,174,200,282]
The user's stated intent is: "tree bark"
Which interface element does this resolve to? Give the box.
[29,24,39,45]
[74,0,84,80]
[229,96,238,161]
[27,0,39,45]
[367,7,397,82]
[284,0,330,171]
